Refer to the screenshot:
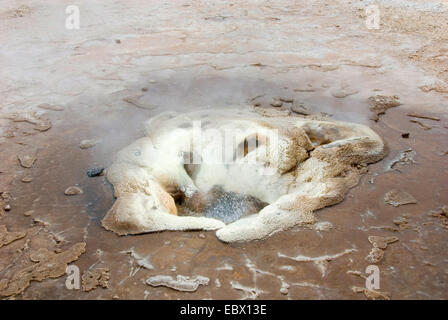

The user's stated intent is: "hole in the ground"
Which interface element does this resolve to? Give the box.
[176,185,268,224]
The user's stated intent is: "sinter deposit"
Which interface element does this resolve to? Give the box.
[102,108,386,242]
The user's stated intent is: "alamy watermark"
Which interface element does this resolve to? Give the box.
[65,5,80,30]
[138,120,281,176]
[365,265,380,290]
[65,264,80,290]
[365,5,380,30]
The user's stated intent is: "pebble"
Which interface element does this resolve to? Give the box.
[24,210,34,216]
[270,99,283,108]
[280,287,289,295]
[64,186,83,196]
[18,154,37,168]
[87,167,105,177]
[80,139,99,149]
[1,192,10,200]
[198,233,206,239]
[21,176,33,183]
[384,189,417,207]
[4,204,11,211]
[291,103,311,115]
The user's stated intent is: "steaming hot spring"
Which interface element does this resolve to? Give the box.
[102,108,386,242]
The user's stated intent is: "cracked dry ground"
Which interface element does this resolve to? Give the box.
[0,0,447,299]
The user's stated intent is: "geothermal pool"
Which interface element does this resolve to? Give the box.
[102,109,386,243]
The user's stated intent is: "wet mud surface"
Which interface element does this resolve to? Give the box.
[1,0,447,299]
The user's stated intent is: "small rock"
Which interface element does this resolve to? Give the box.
[37,103,64,111]
[24,210,34,217]
[369,95,401,122]
[1,192,10,200]
[80,139,99,149]
[270,99,283,108]
[64,186,83,196]
[21,176,33,183]
[365,247,384,263]
[280,287,289,295]
[6,112,52,132]
[17,154,37,168]
[198,233,206,239]
[393,216,410,229]
[87,167,105,177]
[384,189,417,207]
[34,121,52,132]
[291,102,311,115]
[82,268,110,292]
[365,236,398,263]
[146,275,209,292]
[401,132,410,139]
[368,236,399,249]
[4,204,11,212]
[115,39,121,44]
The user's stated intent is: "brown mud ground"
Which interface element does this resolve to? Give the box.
[0,0,447,299]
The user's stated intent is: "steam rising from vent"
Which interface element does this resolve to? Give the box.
[102,109,386,242]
